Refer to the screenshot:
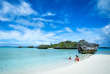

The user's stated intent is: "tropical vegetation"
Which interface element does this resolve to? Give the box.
[37,41,77,49]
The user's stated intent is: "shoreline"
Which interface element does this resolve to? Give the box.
[21,54,93,74]
[1,53,91,74]
[39,54,110,74]
[36,54,93,74]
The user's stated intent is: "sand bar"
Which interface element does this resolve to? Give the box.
[39,55,110,74]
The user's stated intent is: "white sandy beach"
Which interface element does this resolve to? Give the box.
[39,54,110,74]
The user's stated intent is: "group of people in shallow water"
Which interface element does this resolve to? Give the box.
[68,55,79,61]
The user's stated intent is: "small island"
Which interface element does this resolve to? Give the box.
[18,40,99,54]
[37,40,99,54]
[37,41,77,49]
[27,46,34,48]
[18,46,23,48]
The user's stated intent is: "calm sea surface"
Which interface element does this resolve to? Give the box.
[0,47,110,74]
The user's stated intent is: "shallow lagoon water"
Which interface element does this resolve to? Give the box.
[0,47,78,74]
[0,47,110,74]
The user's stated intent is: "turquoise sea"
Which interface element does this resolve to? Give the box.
[0,47,110,74]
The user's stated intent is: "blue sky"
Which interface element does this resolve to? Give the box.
[0,0,110,47]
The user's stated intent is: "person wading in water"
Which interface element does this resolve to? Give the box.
[74,55,79,61]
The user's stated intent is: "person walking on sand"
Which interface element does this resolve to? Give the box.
[74,55,79,61]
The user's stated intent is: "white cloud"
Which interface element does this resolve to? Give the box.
[1,24,110,46]
[42,12,56,16]
[18,1,37,15]
[0,25,71,46]
[15,19,44,28]
[76,25,110,46]
[0,16,11,21]
[0,30,22,39]
[65,27,73,33]
[55,30,64,33]
[0,25,57,45]
[36,21,45,28]
[99,24,110,46]
[102,24,110,36]
[33,18,53,22]
[33,17,69,24]
[50,24,56,28]
[96,0,110,18]
[0,1,37,21]
[9,24,29,32]
[77,28,89,33]
[76,28,101,42]
[77,28,93,34]
[0,42,7,43]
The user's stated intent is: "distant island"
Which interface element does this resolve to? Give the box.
[17,39,100,54]
[18,46,34,48]
[37,41,77,49]
[37,40,99,54]
[18,46,23,48]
